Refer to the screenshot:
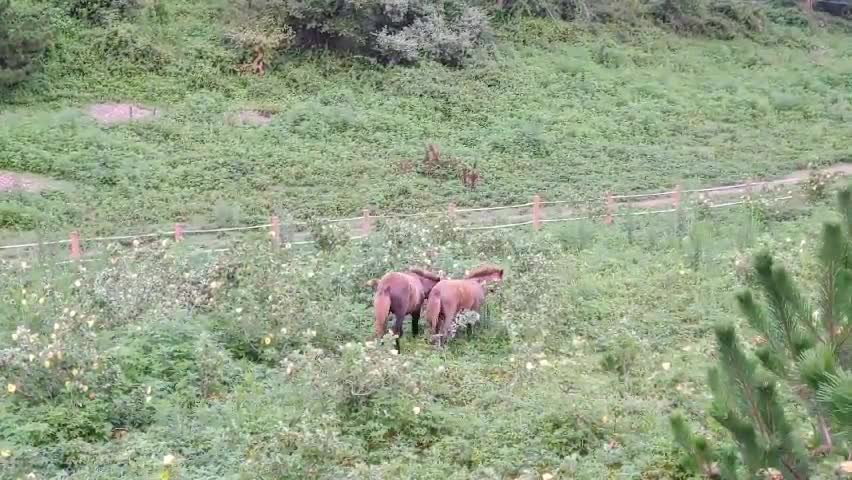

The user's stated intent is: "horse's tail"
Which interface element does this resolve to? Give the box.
[424,291,442,334]
[373,285,392,339]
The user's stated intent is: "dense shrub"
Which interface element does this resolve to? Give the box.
[649,0,765,39]
[64,0,140,25]
[227,0,492,66]
[92,22,170,72]
[496,0,766,39]
[0,0,47,88]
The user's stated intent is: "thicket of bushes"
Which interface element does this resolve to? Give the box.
[0,0,836,91]
[0,0,47,88]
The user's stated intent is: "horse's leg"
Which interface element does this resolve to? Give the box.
[391,309,406,353]
[439,305,458,346]
[411,310,420,337]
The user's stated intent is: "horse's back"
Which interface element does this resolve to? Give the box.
[379,272,421,312]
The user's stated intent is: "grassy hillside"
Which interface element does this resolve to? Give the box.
[1,1,851,236]
[4,1,852,478]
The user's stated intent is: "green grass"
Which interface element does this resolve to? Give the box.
[0,195,842,479]
[3,2,852,477]
[2,2,852,236]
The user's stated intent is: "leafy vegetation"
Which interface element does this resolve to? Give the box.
[0,1,850,235]
[0,195,835,478]
[2,0,852,477]
[0,0,47,87]
[671,187,852,479]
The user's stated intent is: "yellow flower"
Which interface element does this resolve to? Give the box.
[263,336,272,346]
[7,384,16,394]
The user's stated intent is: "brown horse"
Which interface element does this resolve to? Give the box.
[372,268,442,352]
[424,265,504,346]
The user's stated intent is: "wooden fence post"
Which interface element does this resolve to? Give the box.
[174,223,184,242]
[532,195,542,231]
[673,184,682,210]
[270,215,281,246]
[745,179,753,201]
[604,192,615,224]
[361,209,371,236]
[70,231,81,261]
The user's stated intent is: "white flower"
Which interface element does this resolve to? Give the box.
[413,406,421,415]
[0,449,10,458]
[163,454,176,466]
[7,383,16,394]
[74,280,82,288]
[542,474,554,480]
[526,362,534,371]
[662,362,671,371]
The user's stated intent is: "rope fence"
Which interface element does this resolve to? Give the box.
[0,169,840,262]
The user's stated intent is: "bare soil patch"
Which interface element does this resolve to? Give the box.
[0,171,60,193]
[87,103,159,124]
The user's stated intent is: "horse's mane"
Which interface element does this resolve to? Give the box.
[407,268,442,282]
[464,265,503,280]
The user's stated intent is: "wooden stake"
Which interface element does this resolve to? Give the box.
[174,223,185,242]
[270,215,281,246]
[673,184,682,210]
[604,192,615,224]
[70,231,81,261]
[532,195,542,231]
[362,209,371,236]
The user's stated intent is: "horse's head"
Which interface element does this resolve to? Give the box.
[407,268,443,294]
